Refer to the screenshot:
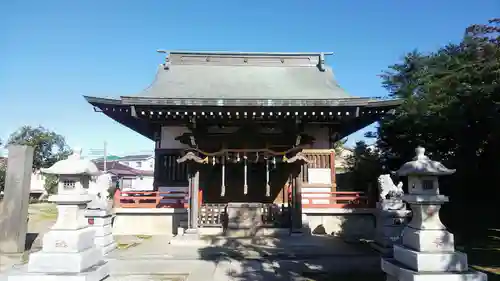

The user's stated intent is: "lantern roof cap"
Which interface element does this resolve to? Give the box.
[41,147,101,176]
[396,147,455,176]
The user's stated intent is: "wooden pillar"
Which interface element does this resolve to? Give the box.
[330,150,337,193]
[188,169,200,230]
[292,177,303,230]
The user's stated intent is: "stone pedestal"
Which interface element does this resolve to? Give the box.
[226,202,263,229]
[381,195,486,281]
[371,200,411,256]
[85,209,116,256]
[8,194,110,281]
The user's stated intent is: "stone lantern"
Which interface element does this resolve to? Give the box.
[381,147,486,281]
[8,148,110,281]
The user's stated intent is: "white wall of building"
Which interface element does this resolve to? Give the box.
[30,171,46,194]
[119,157,154,171]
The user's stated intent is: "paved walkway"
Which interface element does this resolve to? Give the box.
[2,232,381,280]
[104,235,381,280]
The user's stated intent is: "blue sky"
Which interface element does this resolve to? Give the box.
[1,0,498,157]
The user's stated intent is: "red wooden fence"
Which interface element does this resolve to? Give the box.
[301,191,368,209]
[114,190,367,209]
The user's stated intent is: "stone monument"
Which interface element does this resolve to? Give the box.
[381,147,487,281]
[0,145,34,254]
[7,148,110,281]
[85,174,116,255]
[371,174,411,256]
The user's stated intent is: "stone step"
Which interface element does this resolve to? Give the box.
[393,244,468,272]
[382,258,487,281]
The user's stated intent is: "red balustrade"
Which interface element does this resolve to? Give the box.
[301,191,368,209]
[114,190,367,209]
[114,191,187,208]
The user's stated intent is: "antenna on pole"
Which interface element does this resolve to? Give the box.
[103,141,107,173]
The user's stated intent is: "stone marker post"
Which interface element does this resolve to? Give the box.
[7,148,110,281]
[0,145,35,254]
[381,147,487,281]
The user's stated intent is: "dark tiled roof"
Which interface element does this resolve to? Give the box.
[129,51,351,100]
[84,51,401,106]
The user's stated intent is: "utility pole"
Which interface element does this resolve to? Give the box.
[103,141,107,173]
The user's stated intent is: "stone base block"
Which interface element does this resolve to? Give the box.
[402,227,455,252]
[101,242,116,256]
[94,235,114,249]
[382,258,487,281]
[28,247,102,273]
[90,225,112,237]
[8,261,109,281]
[393,245,468,272]
[89,217,112,227]
[177,227,185,236]
[85,210,111,217]
[42,228,96,253]
[169,231,207,247]
[375,226,405,246]
[370,242,393,257]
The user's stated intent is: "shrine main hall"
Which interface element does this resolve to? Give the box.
[84,51,401,235]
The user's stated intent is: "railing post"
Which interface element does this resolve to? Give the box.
[113,188,121,208]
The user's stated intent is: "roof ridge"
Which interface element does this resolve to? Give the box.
[162,51,328,70]
[157,50,334,56]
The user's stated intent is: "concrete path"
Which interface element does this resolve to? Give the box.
[1,209,383,281]
[103,235,381,280]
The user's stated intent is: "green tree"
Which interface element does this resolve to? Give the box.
[376,19,500,235]
[345,141,383,192]
[0,138,5,192]
[7,126,72,170]
[7,126,72,196]
[0,167,5,193]
[333,138,347,156]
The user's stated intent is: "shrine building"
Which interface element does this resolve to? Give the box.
[84,51,401,236]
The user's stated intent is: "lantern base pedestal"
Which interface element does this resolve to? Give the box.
[7,261,109,281]
[381,258,486,281]
[85,210,116,256]
[27,247,103,274]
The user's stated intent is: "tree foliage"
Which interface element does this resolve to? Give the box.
[0,138,5,192]
[374,19,500,234]
[6,126,72,197]
[7,126,72,170]
[333,138,347,156]
[0,167,5,193]
[345,141,383,195]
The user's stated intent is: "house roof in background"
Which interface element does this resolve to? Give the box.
[93,161,153,177]
[118,154,153,161]
[92,155,121,162]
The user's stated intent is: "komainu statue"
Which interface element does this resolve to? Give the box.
[377,174,404,201]
[87,173,112,210]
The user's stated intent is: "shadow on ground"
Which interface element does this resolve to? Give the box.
[196,232,381,281]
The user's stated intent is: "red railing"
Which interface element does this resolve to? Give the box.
[115,191,187,208]
[301,191,368,209]
[114,190,367,209]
